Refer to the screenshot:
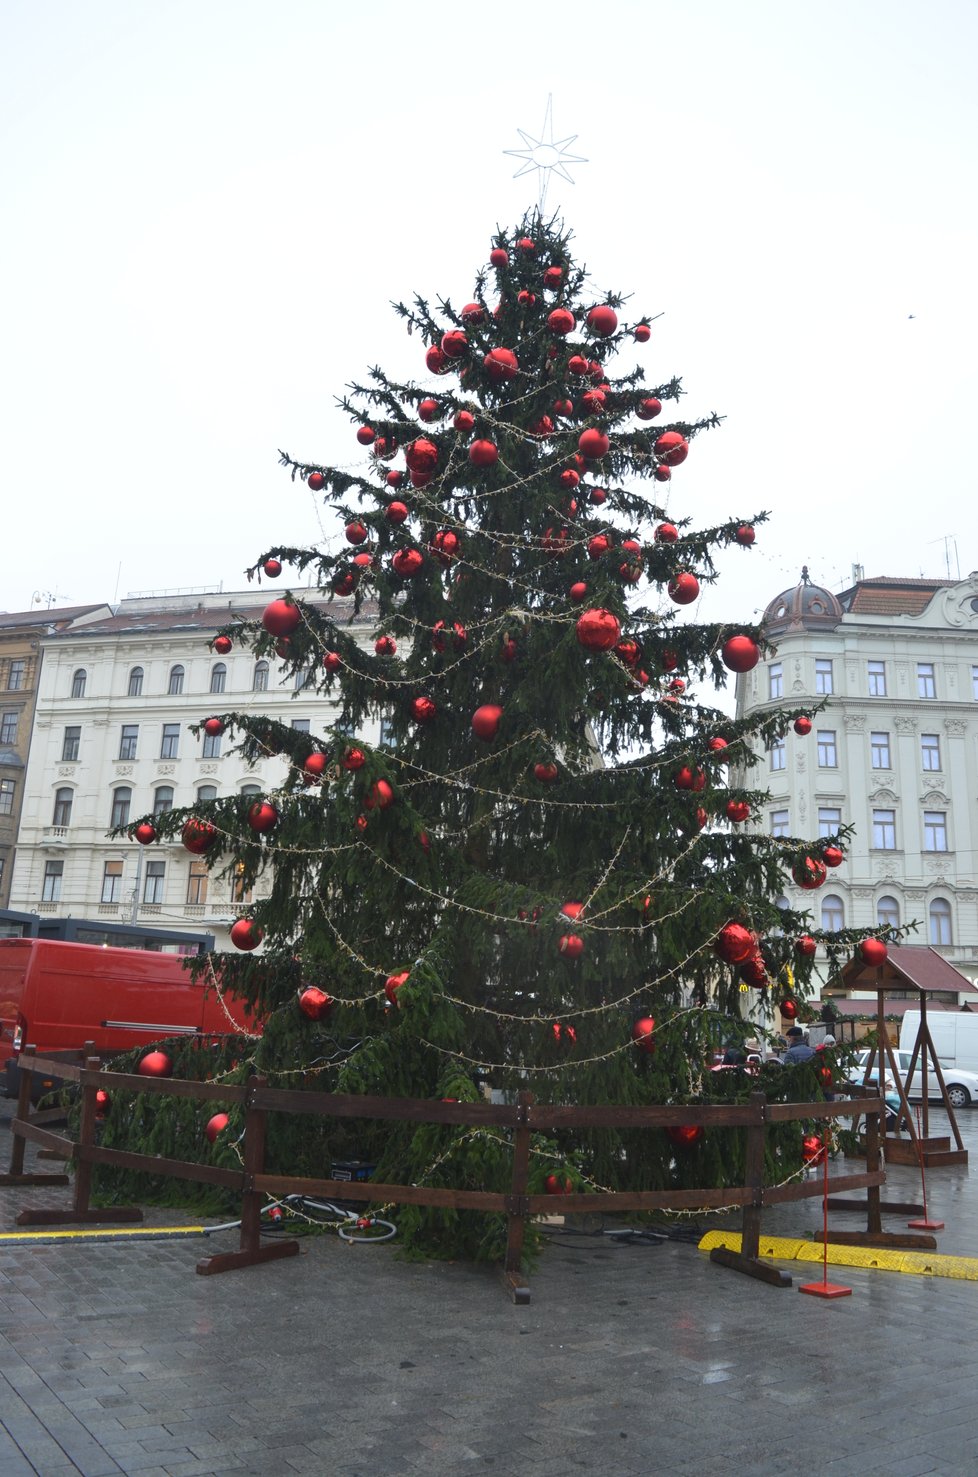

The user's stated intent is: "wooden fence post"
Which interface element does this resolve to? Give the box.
[501,1090,533,1305]
[0,1048,69,1188]
[709,1091,791,1287]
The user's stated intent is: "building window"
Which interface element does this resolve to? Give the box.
[160,723,180,760]
[770,809,789,837]
[253,661,269,692]
[815,659,833,695]
[119,725,138,761]
[202,731,222,759]
[197,785,217,804]
[62,725,81,762]
[877,895,900,930]
[920,734,941,771]
[52,788,73,827]
[867,660,886,697]
[769,737,786,772]
[187,858,208,905]
[917,662,936,699]
[290,719,311,734]
[241,784,261,799]
[101,860,123,905]
[153,785,174,816]
[870,731,890,769]
[295,667,316,691]
[768,663,783,700]
[232,863,253,905]
[929,898,953,946]
[168,665,185,696]
[42,860,63,902]
[71,668,87,699]
[818,806,841,838]
[821,894,845,931]
[872,809,896,850]
[210,663,227,695]
[923,811,948,852]
[0,779,15,816]
[0,712,17,746]
[973,665,978,701]
[816,730,837,768]
[7,660,25,692]
[110,787,132,828]
[127,666,144,697]
[143,860,166,905]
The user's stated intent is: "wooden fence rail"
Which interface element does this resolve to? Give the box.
[1,1051,928,1303]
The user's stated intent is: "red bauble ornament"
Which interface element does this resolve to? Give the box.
[138,1050,172,1078]
[386,501,409,525]
[441,330,468,359]
[794,716,812,735]
[95,1088,110,1113]
[575,608,620,652]
[655,431,689,466]
[469,438,498,466]
[230,918,263,952]
[578,428,610,460]
[374,635,397,657]
[307,472,325,491]
[425,344,449,375]
[667,1124,704,1148]
[739,953,768,986]
[517,289,536,307]
[721,635,760,673]
[353,552,372,570]
[637,397,662,421]
[560,900,584,922]
[303,752,328,780]
[500,636,518,664]
[356,425,375,446]
[674,766,706,792]
[516,237,535,253]
[386,469,404,488]
[212,635,232,655]
[341,747,366,771]
[454,409,475,432]
[580,389,607,414]
[567,354,590,376]
[489,247,509,267]
[795,935,817,957]
[654,465,672,483]
[543,265,563,288]
[714,923,756,965]
[726,800,751,824]
[559,469,580,490]
[859,937,888,967]
[559,933,584,959]
[332,571,357,597]
[634,323,651,343]
[365,779,394,810]
[802,1134,827,1166]
[182,819,216,855]
[275,638,293,658]
[372,435,398,460]
[391,548,423,578]
[569,582,588,603]
[203,717,224,737]
[410,696,437,724]
[587,534,611,559]
[345,521,368,545]
[533,762,558,783]
[484,347,518,381]
[385,970,410,1005]
[553,397,574,416]
[461,302,486,324]
[615,639,641,666]
[430,530,460,565]
[205,1113,229,1144]
[735,524,755,546]
[472,704,503,742]
[793,857,827,890]
[588,486,608,506]
[544,1174,573,1196]
[298,986,333,1021]
[323,651,342,675]
[530,414,554,437]
[405,437,438,474]
[631,1017,656,1054]
[823,846,844,869]
[668,573,699,605]
[708,736,730,760]
[262,599,301,637]
[134,822,157,846]
[780,997,799,1020]
[547,307,576,335]
[655,523,679,545]
[247,801,279,835]
[263,558,282,578]
[587,305,618,337]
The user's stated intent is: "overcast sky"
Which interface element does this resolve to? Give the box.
[3,1,976,633]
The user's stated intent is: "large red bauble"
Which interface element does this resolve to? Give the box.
[307,472,325,491]
[332,571,357,597]
[793,716,812,736]
[138,1050,172,1078]
[263,558,282,578]
[518,289,536,307]
[516,237,535,253]
[323,651,341,675]
[802,1134,827,1166]
[726,800,751,824]
[392,548,423,578]
[795,935,817,957]
[544,1174,573,1196]
[587,305,618,336]
[575,608,620,652]
[530,414,554,437]
[484,347,518,381]
[461,301,486,324]
[262,599,301,637]
[668,573,699,605]
[708,736,729,760]
[714,922,756,965]
[205,1113,229,1144]
[662,650,679,672]
[580,390,606,413]
[303,752,328,779]
[134,822,157,846]
[298,986,333,1021]
[425,344,449,374]
[247,801,279,834]
[655,431,689,466]
[780,997,798,1020]
[469,438,498,466]
[374,635,397,656]
[454,409,475,432]
[721,636,760,673]
[418,400,440,424]
[472,704,503,742]
[823,846,844,869]
[490,247,509,267]
[793,857,827,890]
[213,635,232,655]
[230,917,263,951]
[634,323,651,343]
[631,1017,656,1054]
[587,534,611,560]
[203,717,224,737]
[385,970,410,1005]
[543,265,563,288]
[735,524,756,546]
[859,937,888,967]
[560,901,584,921]
[372,435,398,460]
[430,530,460,564]
[345,521,368,545]
[568,354,590,376]
[405,437,438,474]
[547,307,575,335]
[553,398,574,416]
[386,470,404,489]
[441,330,468,359]
[559,469,580,491]
[411,696,437,724]
[615,639,641,666]
[637,397,662,420]
[578,428,610,460]
[655,523,679,544]
[569,582,588,603]
[182,819,216,854]
[365,779,394,810]
[356,425,375,446]
[674,766,706,792]
[534,762,558,783]
[341,748,365,771]
[386,501,409,525]
[654,465,672,483]
[667,1124,704,1148]
[558,933,584,959]
[739,953,768,986]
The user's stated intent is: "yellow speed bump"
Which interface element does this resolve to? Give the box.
[698,1230,978,1281]
[0,1225,210,1245]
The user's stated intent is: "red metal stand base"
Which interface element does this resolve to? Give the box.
[799,1280,853,1299]
[907,1217,944,1230]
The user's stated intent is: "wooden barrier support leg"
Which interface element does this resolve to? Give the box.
[501,1091,532,1305]
[710,1093,791,1288]
[0,1055,69,1188]
[197,1075,299,1275]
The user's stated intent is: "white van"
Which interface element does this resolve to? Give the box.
[899,1009,978,1099]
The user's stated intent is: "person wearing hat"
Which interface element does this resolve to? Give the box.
[781,1026,815,1064]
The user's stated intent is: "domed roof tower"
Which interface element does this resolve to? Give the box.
[763,567,843,636]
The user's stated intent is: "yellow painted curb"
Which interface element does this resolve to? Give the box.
[698,1230,978,1281]
[0,1225,208,1243]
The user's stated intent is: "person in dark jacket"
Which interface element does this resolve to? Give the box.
[781,1026,816,1064]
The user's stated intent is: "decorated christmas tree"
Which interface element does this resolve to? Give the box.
[117,215,890,1258]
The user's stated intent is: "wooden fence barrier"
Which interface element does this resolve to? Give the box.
[3,1053,931,1303]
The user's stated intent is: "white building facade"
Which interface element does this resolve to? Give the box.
[9,590,377,949]
[736,571,978,987]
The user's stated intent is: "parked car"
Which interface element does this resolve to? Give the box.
[850,1048,978,1110]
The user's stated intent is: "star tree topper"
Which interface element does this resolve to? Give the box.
[504,95,587,214]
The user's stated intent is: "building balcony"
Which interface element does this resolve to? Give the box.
[42,826,69,845]
[97,903,120,915]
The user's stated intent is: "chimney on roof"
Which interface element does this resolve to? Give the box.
[851,563,864,583]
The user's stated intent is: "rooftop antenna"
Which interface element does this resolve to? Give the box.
[31,589,67,609]
[504,94,587,216]
[928,535,960,581]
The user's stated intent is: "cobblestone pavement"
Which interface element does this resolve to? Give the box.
[1,1101,977,1476]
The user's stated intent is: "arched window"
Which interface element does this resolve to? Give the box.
[253,660,269,692]
[821,894,845,932]
[210,663,227,695]
[240,784,262,798]
[110,786,132,828]
[196,784,217,804]
[153,785,174,816]
[71,668,87,698]
[52,788,73,827]
[168,665,185,695]
[877,895,900,930]
[929,898,953,947]
[127,666,144,697]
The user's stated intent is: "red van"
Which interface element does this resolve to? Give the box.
[0,938,259,1095]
